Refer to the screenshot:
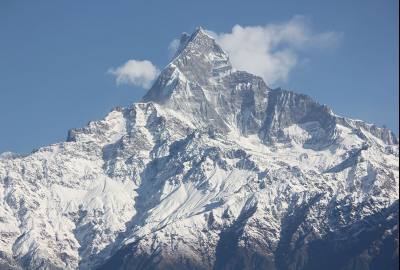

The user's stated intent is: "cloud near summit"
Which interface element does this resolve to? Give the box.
[209,16,343,85]
[111,16,342,88]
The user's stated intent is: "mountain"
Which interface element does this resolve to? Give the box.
[0,28,398,270]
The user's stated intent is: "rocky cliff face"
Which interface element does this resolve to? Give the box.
[0,28,398,270]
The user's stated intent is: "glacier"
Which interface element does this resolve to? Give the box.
[0,28,398,270]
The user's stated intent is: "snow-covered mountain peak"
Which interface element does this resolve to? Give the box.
[0,27,398,270]
[173,27,215,56]
[144,28,232,103]
[172,27,232,84]
[143,28,398,147]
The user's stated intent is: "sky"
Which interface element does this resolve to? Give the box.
[0,0,398,154]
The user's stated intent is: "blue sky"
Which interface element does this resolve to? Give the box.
[0,0,398,153]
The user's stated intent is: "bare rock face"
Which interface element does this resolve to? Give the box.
[0,28,398,270]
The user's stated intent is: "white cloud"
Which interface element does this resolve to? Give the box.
[108,59,159,88]
[211,16,342,85]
